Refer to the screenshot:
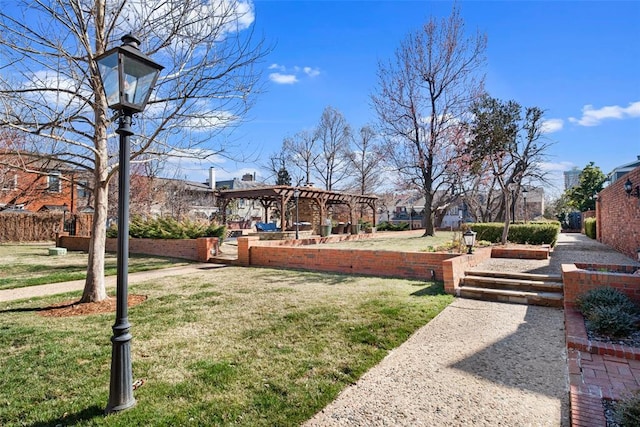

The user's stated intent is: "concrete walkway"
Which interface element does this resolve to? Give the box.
[0,263,221,303]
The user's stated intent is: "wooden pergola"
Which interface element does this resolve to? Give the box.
[216,185,378,230]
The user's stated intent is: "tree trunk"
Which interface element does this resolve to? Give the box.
[80,177,109,302]
[501,189,511,244]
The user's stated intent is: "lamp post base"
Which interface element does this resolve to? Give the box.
[105,331,136,414]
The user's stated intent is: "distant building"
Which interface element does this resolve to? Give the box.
[564,167,581,190]
[607,155,640,184]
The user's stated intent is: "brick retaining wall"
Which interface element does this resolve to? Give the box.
[237,236,459,282]
[57,235,218,262]
[442,247,492,294]
[562,262,640,305]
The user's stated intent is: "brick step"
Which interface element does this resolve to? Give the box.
[466,269,562,282]
[461,275,564,293]
[458,286,564,307]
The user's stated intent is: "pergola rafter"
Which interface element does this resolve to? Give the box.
[216,185,378,230]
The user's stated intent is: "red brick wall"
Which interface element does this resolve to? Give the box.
[597,166,640,260]
[562,263,640,305]
[443,247,492,294]
[237,236,457,281]
[58,236,218,262]
[491,247,549,260]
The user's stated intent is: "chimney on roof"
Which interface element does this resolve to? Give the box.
[208,167,216,190]
[242,173,254,182]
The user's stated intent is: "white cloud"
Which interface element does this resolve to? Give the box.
[540,118,563,134]
[303,67,320,78]
[269,73,298,84]
[568,101,640,127]
[538,161,575,172]
[267,64,320,85]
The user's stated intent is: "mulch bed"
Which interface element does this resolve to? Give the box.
[38,294,147,317]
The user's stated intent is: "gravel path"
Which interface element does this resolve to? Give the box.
[306,234,639,426]
[305,298,569,426]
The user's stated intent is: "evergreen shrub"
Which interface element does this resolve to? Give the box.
[107,216,226,240]
[467,221,560,245]
[584,217,596,239]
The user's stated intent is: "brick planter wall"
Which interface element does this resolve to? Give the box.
[237,236,458,281]
[57,235,218,262]
[597,165,640,260]
[562,262,640,305]
[491,246,550,260]
[442,247,493,294]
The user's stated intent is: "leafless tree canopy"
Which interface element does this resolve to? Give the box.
[313,106,351,191]
[345,125,384,195]
[371,6,486,236]
[0,0,268,301]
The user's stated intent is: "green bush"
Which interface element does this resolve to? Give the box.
[584,217,596,239]
[586,305,638,338]
[576,286,638,316]
[466,221,560,245]
[376,221,409,232]
[615,390,640,426]
[107,216,226,240]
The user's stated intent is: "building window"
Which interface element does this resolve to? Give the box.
[1,174,17,191]
[48,173,61,192]
[77,180,89,198]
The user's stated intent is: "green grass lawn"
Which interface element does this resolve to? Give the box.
[0,266,452,426]
[0,243,189,290]
[321,229,462,252]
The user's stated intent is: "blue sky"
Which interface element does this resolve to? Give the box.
[194,0,640,197]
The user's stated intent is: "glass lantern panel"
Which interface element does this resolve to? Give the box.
[96,52,120,107]
[121,56,160,108]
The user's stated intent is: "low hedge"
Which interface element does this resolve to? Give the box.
[107,216,226,240]
[467,221,560,246]
[376,221,410,232]
[584,217,596,239]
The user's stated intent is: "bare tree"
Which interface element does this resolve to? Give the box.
[346,125,384,195]
[0,0,268,302]
[283,130,319,186]
[313,106,352,191]
[372,6,486,236]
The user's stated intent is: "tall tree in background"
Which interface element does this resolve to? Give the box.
[0,0,268,302]
[313,106,352,191]
[346,125,384,196]
[467,95,552,243]
[372,6,486,236]
[566,162,606,211]
[283,130,319,186]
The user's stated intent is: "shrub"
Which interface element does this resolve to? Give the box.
[376,221,409,232]
[585,305,637,338]
[615,390,640,426]
[107,216,226,240]
[467,221,560,245]
[576,286,638,316]
[584,217,596,239]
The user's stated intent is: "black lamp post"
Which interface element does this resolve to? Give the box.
[96,34,163,414]
[522,187,528,223]
[409,205,413,230]
[293,188,300,240]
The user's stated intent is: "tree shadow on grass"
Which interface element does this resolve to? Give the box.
[27,405,105,427]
